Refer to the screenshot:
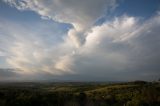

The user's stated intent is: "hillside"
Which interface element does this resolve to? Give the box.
[0,81,160,106]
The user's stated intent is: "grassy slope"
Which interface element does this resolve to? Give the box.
[0,82,160,106]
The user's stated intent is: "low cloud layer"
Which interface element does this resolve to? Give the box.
[0,0,160,81]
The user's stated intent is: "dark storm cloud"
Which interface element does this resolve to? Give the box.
[0,68,17,79]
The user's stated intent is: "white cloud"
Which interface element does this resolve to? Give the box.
[3,0,117,47]
[0,18,72,75]
[54,55,74,73]
[84,16,138,49]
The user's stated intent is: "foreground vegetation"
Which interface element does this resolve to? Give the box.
[0,81,159,106]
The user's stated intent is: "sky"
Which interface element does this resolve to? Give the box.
[0,0,160,81]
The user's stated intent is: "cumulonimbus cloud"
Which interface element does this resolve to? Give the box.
[1,0,160,81]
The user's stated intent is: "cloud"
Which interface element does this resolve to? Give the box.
[0,18,72,75]
[0,68,18,81]
[1,1,160,81]
[54,55,74,73]
[3,0,117,47]
[1,13,160,81]
[0,51,6,56]
[60,14,160,81]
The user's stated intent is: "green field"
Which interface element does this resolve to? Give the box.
[0,81,160,106]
